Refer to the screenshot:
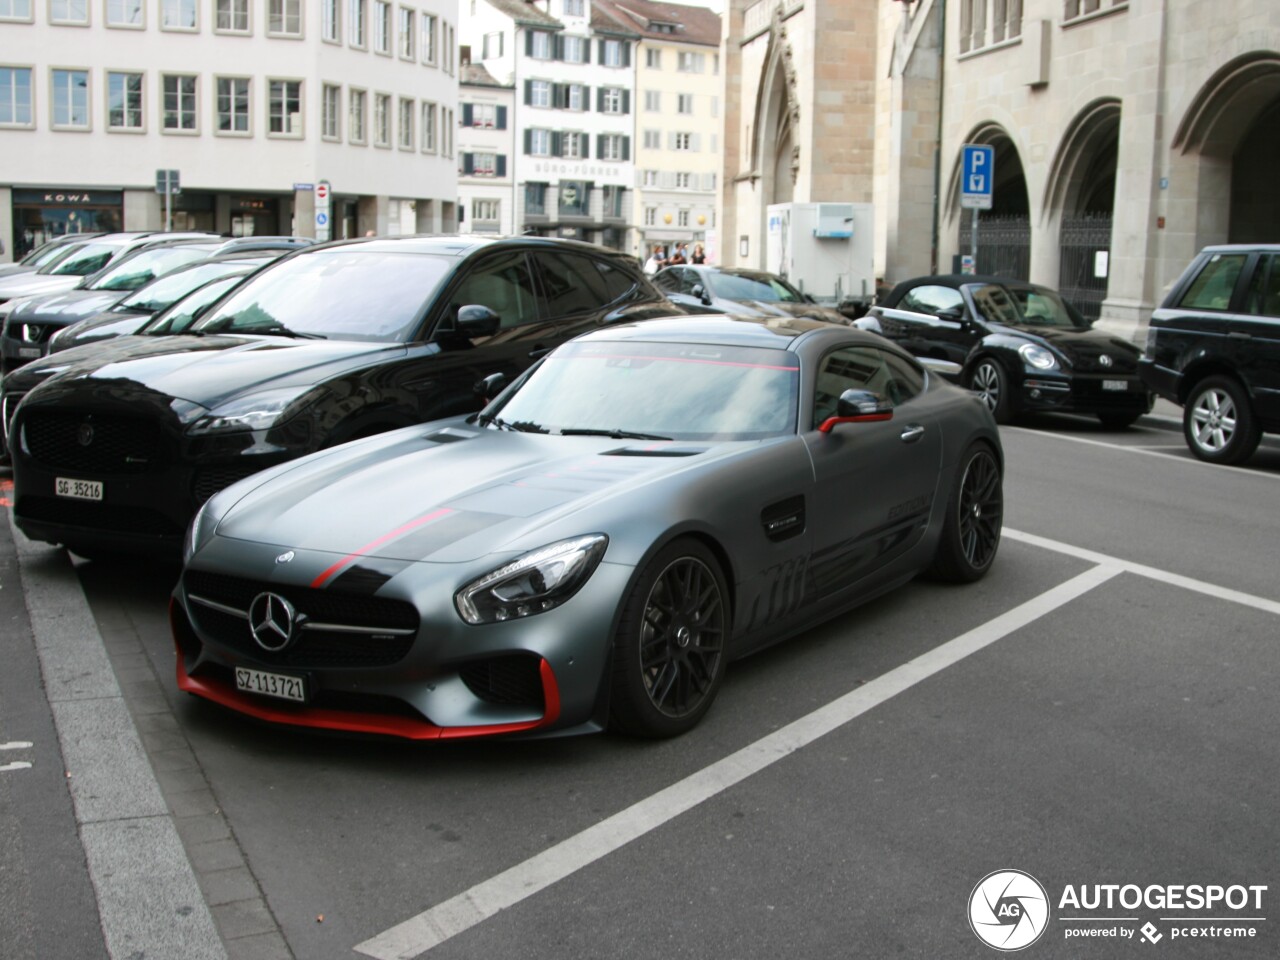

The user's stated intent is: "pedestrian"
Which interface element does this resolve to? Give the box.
[667,243,688,266]
[643,245,664,275]
[690,242,706,264]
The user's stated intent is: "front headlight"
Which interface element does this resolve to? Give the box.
[1018,343,1059,370]
[185,386,322,436]
[455,534,609,625]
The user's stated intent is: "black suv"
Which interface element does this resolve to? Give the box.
[1139,245,1280,464]
[9,235,681,557]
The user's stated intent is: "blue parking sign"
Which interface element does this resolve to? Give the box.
[961,144,994,210]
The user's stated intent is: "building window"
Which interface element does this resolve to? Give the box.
[162,0,196,29]
[348,0,364,45]
[322,83,340,139]
[602,39,623,66]
[51,0,89,24]
[443,22,453,73]
[373,92,390,145]
[0,0,33,19]
[645,48,660,69]
[348,87,366,142]
[443,106,453,155]
[1,67,32,125]
[469,152,496,175]
[397,96,413,148]
[215,0,247,31]
[676,51,704,72]
[267,78,301,136]
[642,129,660,149]
[674,132,693,150]
[644,207,655,226]
[470,103,497,127]
[564,82,586,110]
[677,93,693,115]
[106,71,143,129]
[599,133,627,161]
[321,0,338,40]
[644,90,659,112]
[421,12,436,62]
[107,0,143,26]
[525,182,547,216]
[559,180,588,217]
[642,170,658,187]
[529,29,552,59]
[559,131,585,159]
[162,74,197,130]
[562,0,581,14]
[420,100,435,151]
[398,7,414,57]
[51,69,89,128]
[602,185,624,218]
[675,171,691,189]
[472,198,499,225]
[527,128,550,156]
[268,0,300,34]
[529,79,551,108]
[372,0,389,51]
[678,209,689,227]
[961,0,1023,52]
[216,76,250,134]
[601,87,625,114]
[482,30,502,58]
[562,35,587,62]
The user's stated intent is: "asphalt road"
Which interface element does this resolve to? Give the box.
[3,408,1278,959]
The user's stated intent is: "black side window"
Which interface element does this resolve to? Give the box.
[812,346,922,428]
[1178,254,1248,311]
[533,252,612,317]
[900,284,964,315]
[447,251,541,330]
[592,258,642,304]
[1244,254,1280,318]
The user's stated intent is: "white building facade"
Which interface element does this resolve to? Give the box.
[0,0,460,260]
[457,60,516,234]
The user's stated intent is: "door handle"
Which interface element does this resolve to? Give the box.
[900,424,925,443]
[1227,331,1252,341]
[528,345,553,359]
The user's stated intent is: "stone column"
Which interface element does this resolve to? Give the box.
[123,189,163,231]
[295,187,316,239]
[416,198,438,233]
[0,187,13,263]
[357,195,388,236]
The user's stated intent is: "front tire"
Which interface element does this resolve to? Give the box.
[968,359,1013,424]
[1183,375,1260,465]
[927,443,1003,583]
[609,538,729,738]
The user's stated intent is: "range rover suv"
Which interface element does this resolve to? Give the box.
[1139,245,1280,464]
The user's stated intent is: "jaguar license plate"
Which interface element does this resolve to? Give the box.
[55,477,103,501]
[1102,380,1130,391]
[236,667,307,703]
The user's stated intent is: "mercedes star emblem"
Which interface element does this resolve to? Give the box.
[248,592,297,652]
[77,422,95,446]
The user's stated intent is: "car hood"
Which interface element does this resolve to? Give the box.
[49,310,151,353]
[723,299,843,321]
[0,273,82,302]
[996,324,1142,370]
[0,264,38,280]
[10,289,124,325]
[27,336,406,408]
[212,427,740,564]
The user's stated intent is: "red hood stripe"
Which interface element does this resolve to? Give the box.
[311,507,454,588]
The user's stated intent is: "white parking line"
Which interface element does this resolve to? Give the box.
[0,740,33,773]
[1006,427,1280,480]
[354,563,1122,960]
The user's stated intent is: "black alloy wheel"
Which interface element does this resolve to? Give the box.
[1183,375,1261,465]
[610,538,728,738]
[969,359,1012,423]
[927,443,1003,583]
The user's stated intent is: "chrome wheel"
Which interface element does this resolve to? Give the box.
[638,556,725,719]
[1182,375,1260,466]
[957,449,1003,571]
[1188,387,1237,453]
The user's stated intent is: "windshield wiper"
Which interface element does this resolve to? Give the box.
[559,428,672,441]
[476,414,549,433]
[241,323,328,340]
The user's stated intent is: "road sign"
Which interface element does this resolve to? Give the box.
[316,212,328,227]
[960,254,976,275]
[315,181,331,242]
[155,169,180,196]
[316,182,330,204]
[960,144,994,210]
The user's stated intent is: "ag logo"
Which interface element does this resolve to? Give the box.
[968,869,1049,951]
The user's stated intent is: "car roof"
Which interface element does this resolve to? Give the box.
[570,315,868,350]
[314,233,640,262]
[886,274,1051,300]
[1198,244,1280,253]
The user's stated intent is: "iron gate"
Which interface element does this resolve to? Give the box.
[1058,215,1112,322]
[959,211,1031,281]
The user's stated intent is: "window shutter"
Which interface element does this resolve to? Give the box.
[525,30,533,56]
[551,131,563,157]
[523,80,532,105]
[461,104,473,126]
[554,34,564,60]
[596,136,604,160]
[581,134,590,158]
[660,171,675,190]
[690,133,701,152]
[668,131,677,151]
[496,105,507,129]
[462,153,475,174]
[524,128,532,153]
[622,90,630,115]
[582,86,591,111]
[496,155,507,177]
[621,42,631,67]
[596,87,604,113]
[597,39,605,64]
[622,136,630,161]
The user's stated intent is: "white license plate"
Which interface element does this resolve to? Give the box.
[236,667,306,703]
[1102,379,1130,391]
[55,477,103,501]
[18,347,41,358]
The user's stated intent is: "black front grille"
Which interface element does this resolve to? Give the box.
[459,655,544,708]
[1061,343,1139,374]
[16,495,182,536]
[24,410,164,474]
[184,570,420,668]
[193,463,263,504]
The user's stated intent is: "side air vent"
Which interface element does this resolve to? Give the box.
[602,446,706,457]
[424,430,473,444]
[761,494,805,542]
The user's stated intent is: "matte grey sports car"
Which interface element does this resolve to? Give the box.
[172,317,1003,740]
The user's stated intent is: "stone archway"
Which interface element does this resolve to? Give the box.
[950,125,1031,279]
[749,7,803,236]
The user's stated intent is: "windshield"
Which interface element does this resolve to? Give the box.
[117,261,246,313]
[88,246,214,292]
[23,240,86,268]
[968,283,1086,328]
[41,240,128,277]
[492,340,799,441]
[195,249,452,342]
[143,275,246,334]
[706,272,805,304]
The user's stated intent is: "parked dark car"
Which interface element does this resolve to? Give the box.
[862,274,1151,427]
[8,235,683,557]
[1139,245,1280,464]
[653,265,851,325]
[0,238,226,373]
[171,316,1002,740]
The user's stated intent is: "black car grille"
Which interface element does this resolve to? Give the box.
[193,463,263,504]
[458,655,545,709]
[1061,343,1139,374]
[16,495,182,536]
[184,570,420,668]
[23,410,163,474]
